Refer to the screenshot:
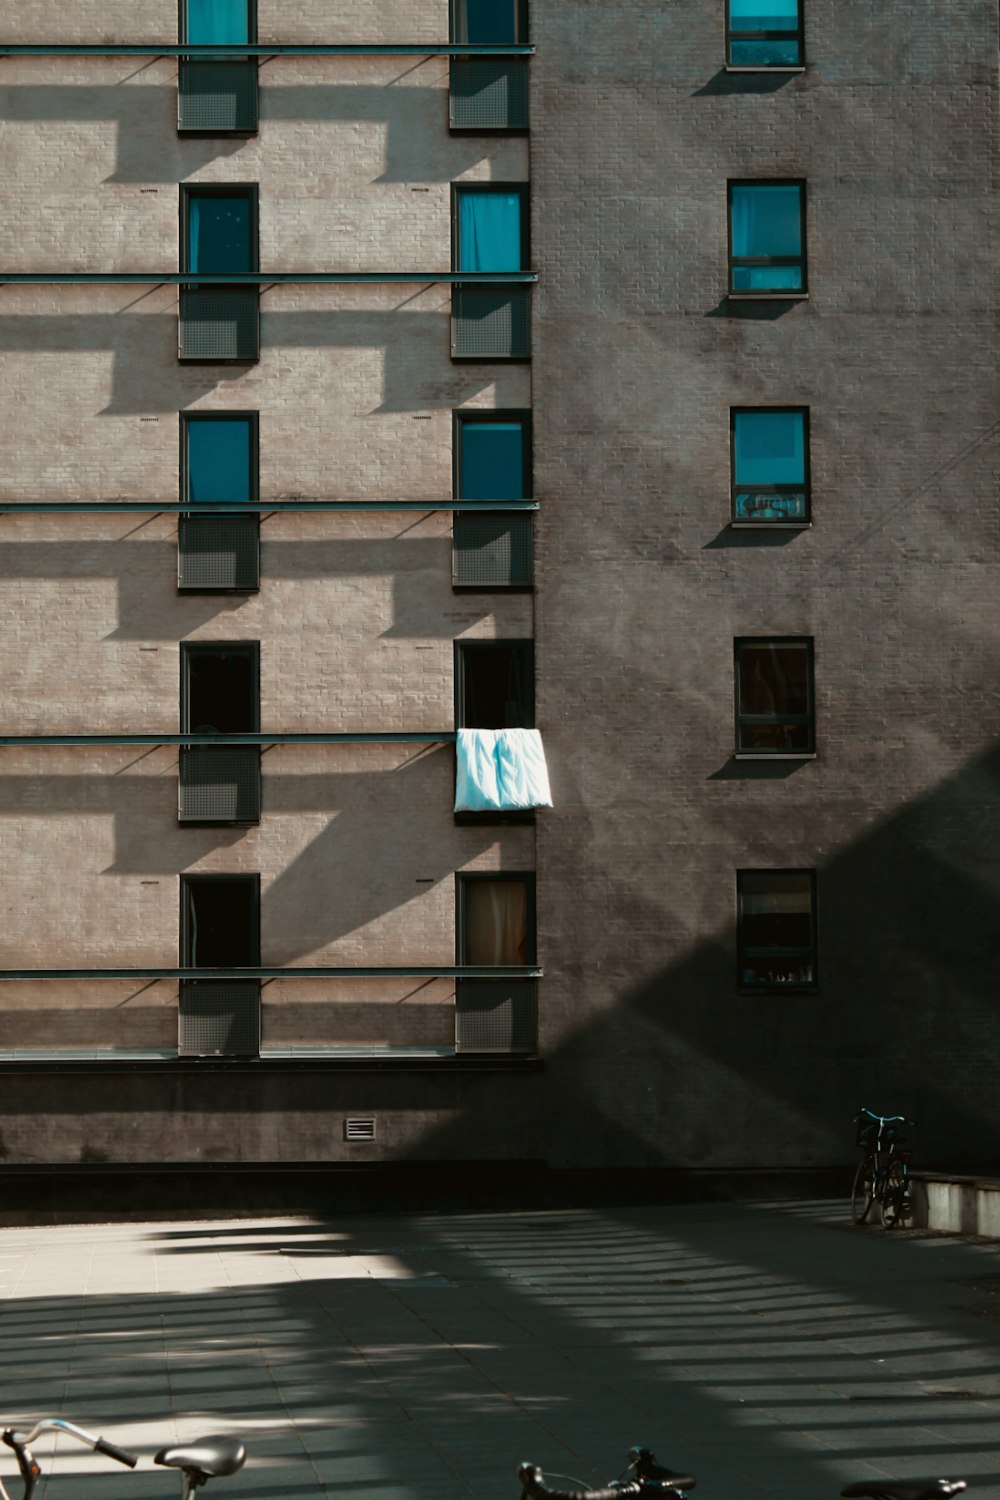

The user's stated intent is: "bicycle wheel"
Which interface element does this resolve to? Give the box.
[851,1155,876,1223]
[880,1161,911,1229]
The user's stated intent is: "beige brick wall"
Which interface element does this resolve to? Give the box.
[0,2,453,47]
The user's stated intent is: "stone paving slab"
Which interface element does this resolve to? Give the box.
[2,1202,1000,1500]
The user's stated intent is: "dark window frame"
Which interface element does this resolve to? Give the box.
[449,0,528,42]
[181,410,259,507]
[455,638,534,729]
[734,635,815,756]
[727,179,807,296]
[179,0,258,42]
[451,182,530,272]
[180,183,260,274]
[725,0,803,67]
[180,872,261,968]
[730,406,810,526]
[453,409,533,500]
[736,868,817,993]
[180,640,261,733]
[456,871,537,966]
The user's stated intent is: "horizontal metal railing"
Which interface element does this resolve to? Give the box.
[0,500,539,513]
[0,44,534,56]
[0,732,458,745]
[0,965,542,981]
[0,271,537,285]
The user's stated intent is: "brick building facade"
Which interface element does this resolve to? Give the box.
[0,0,997,1177]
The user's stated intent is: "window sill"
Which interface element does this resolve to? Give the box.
[734,752,816,761]
[724,65,806,73]
[727,292,809,301]
[730,522,811,530]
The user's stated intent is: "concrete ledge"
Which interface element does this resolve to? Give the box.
[911,1173,1000,1236]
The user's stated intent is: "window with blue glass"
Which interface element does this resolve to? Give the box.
[455,411,531,500]
[181,186,257,274]
[731,408,809,524]
[183,413,257,505]
[726,0,802,66]
[728,181,806,294]
[181,0,255,42]
[451,0,528,41]
[453,185,529,272]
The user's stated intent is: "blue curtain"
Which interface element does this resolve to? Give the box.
[730,184,802,289]
[187,419,252,503]
[730,0,798,21]
[186,0,249,43]
[734,411,804,485]
[188,196,251,272]
[461,0,518,43]
[460,422,524,499]
[458,192,522,272]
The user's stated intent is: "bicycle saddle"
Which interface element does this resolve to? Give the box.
[154,1438,246,1478]
[842,1482,966,1500]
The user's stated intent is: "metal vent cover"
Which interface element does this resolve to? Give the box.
[179,287,260,362]
[178,513,259,591]
[179,980,260,1057]
[178,60,259,132]
[344,1118,377,1141]
[453,512,533,587]
[455,979,537,1053]
[451,286,531,360]
[179,746,261,823]
[449,57,528,131]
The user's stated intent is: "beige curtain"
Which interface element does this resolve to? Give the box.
[464,881,527,965]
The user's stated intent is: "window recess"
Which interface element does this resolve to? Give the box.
[737,870,817,991]
[734,637,815,757]
[179,641,261,823]
[731,408,810,525]
[728,181,807,296]
[179,413,259,591]
[453,641,551,815]
[179,0,259,133]
[455,872,537,1052]
[450,0,529,130]
[180,874,261,1055]
[453,410,533,588]
[726,0,803,67]
[451,185,531,359]
[179,186,260,362]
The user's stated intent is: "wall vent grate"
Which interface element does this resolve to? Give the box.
[344,1117,377,1141]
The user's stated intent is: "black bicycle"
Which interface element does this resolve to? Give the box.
[1,1419,246,1500]
[852,1107,916,1229]
[518,1450,965,1500]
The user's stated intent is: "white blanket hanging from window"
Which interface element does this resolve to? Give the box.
[455,728,553,812]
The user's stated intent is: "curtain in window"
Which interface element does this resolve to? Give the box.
[458,192,522,272]
[188,197,251,273]
[731,185,802,289]
[730,0,798,24]
[186,0,249,43]
[459,422,524,499]
[734,411,804,485]
[187,420,252,503]
[455,728,553,811]
[464,880,528,965]
[457,0,519,42]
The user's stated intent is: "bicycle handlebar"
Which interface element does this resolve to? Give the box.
[3,1420,138,1468]
[519,1465,642,1500]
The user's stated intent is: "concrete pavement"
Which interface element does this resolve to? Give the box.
[2,1200,1000,1500]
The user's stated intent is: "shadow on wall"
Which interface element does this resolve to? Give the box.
[0,75,491,183]
[0,536,492,640]
[0,306,504,413]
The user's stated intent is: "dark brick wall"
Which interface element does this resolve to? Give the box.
[531,0,1000,1168]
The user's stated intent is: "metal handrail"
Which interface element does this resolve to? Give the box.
[0,43,534,56]
[0,271,537,284]
[0,965,543,981]
[0,733,458,745]
[0,500,539,513]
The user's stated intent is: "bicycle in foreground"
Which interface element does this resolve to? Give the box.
[518,1447,966,1500]
[852,1106,915,1229]
[1,1419,245,1500]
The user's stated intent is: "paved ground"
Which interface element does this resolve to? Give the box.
[3,1200,1000,1500]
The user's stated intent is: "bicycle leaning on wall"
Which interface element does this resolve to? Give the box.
[852,1107,915,1229]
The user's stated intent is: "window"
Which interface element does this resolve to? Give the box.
[179,642,261,823]
[179,414,259,591]
[731,408,809,524]
[457,873,536,966]
[179,874,260,1057]
[734,637,814,755]
[455,411,531,500]
[181,0,255,43]
[451,0,528,42]
[728,181,806,294]
[181,186,258,274]
[456,640,534,728]
[726,0,803,66]
[737,870,816,990]
[453,185,529,272]
[178,3,258,136]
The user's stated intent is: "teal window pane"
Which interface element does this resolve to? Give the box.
[188,196,251,273]
[730,38,801,63]
[458,192,522,271]
[731,185,801,259]
[734,411,804,486]
[730,0,799,21]
[186,0,250,43]
[461,0,519,41]
[187,419,252,503]
[460,422,524,499]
